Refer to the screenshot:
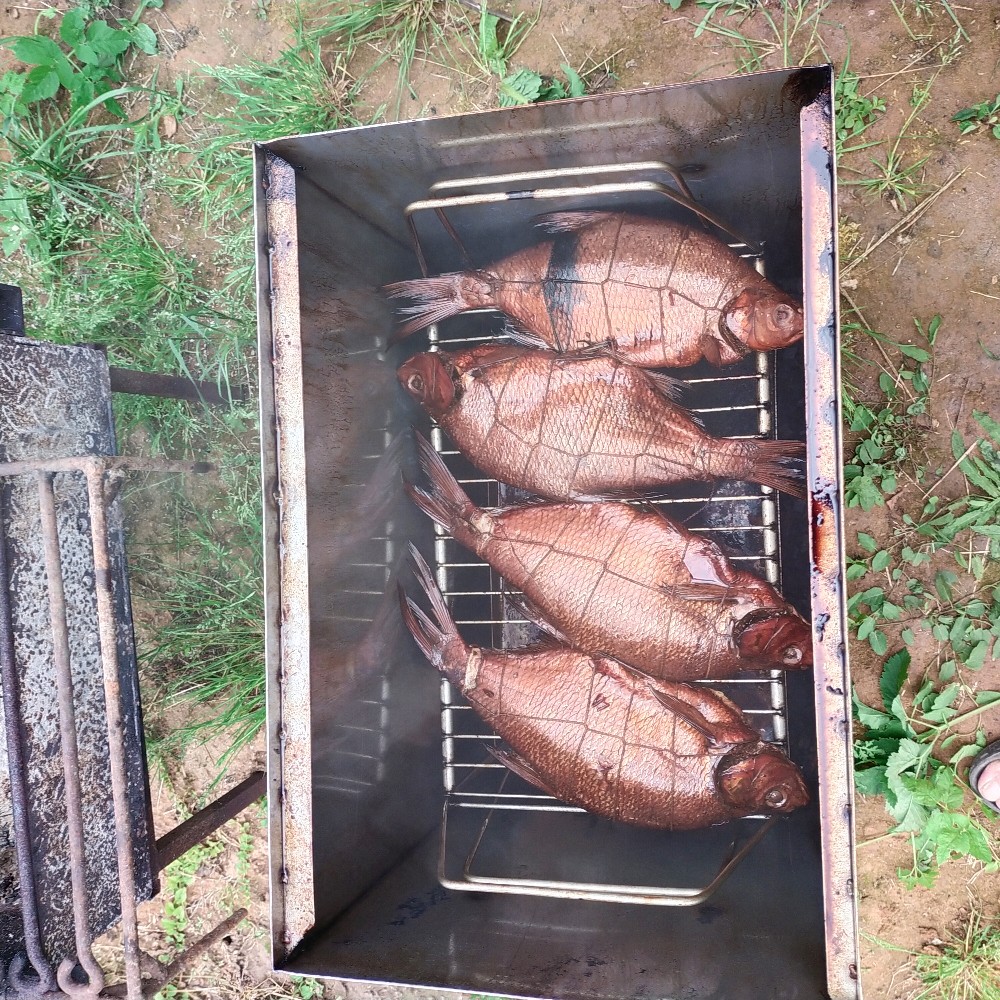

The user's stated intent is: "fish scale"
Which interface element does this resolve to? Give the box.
[400,546,809,830]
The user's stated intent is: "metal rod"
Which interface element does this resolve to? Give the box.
[109,367,246,407]
[101,909,250,998]
[155,771,266,872]
[429,161,698,204]
[405,178,762,274]
[37,473,106,997]
[84,468,143,1000]
[0,491,56,991]
[0,455,213,478]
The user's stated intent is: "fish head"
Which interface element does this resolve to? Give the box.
[717,743,809,815]
[733,607,812,669]
[397,352,457,417]
[722,288,804,351]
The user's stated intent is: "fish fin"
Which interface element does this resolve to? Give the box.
[505,592,571,645]
[749,439,807,500]
[463,343,532,376]
[383,274,474,338]
[699,333,726,367]
[681,537,738,588]
[639,368,689,404]
[534,210,610,234]
[405,431,478,533]
[501,320,549,350]
[648,685,727,748]
[665,582,741,604]
[551,340,624,363]
[486,745,561,798]
[397,583,445,663]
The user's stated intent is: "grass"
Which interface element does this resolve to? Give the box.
[1,2,340,769]
[843,316,938,512]
[913,910,1000,1000]
[308,0,451,113]
[691,0,833,74]
[840,77,937,209]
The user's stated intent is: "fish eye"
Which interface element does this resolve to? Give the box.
[782,645,803,665]
[407,373,425,393]
[773,304,794,327]
[765,788,787,809]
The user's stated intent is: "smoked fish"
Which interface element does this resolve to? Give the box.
[400,545,809,830]
[398,343,805,500]
[385,211,803,368]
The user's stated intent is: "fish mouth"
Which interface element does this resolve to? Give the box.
[732,608,812,669]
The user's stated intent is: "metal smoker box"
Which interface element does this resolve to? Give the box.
[256,66,859,1000]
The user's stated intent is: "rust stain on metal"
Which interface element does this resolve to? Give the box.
[800,79,862,1000]
[85,468,143,1000]
[258,149,316,958]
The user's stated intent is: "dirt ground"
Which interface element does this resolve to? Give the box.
[4,0,999,997]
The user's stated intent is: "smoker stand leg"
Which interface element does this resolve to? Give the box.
[154,770,266,872]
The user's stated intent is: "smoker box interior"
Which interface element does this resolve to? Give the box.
[258,67,858,1000]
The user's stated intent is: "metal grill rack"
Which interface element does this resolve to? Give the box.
[398,164,797,905]
[311,418,399,798]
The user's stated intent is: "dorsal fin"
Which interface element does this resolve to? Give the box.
[534,210,610,234]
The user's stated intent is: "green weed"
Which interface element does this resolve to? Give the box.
[158,837,226,958]
[915,412,1000,552]
[841,79,936,209]
[136,474,265,777]
[472,6,534,80]
[953,93,1000,140]
[843,318,937,512]
[848,531,1000,673]
[853,650,999,888]
[835,57,885,153]
[0,2,158,128]
[499,63,586,107]
[889,0,968,46]
[310,0,449,113]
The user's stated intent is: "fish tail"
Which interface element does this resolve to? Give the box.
[748,439,807,500]
[407,542,458,638]
[397,584,453,668]
[383,272,493,337]
[400,543,473,685]
[405,431,484,542]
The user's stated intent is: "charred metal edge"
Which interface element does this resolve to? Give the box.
[800,72,862,1000]
[255,145,316,963]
